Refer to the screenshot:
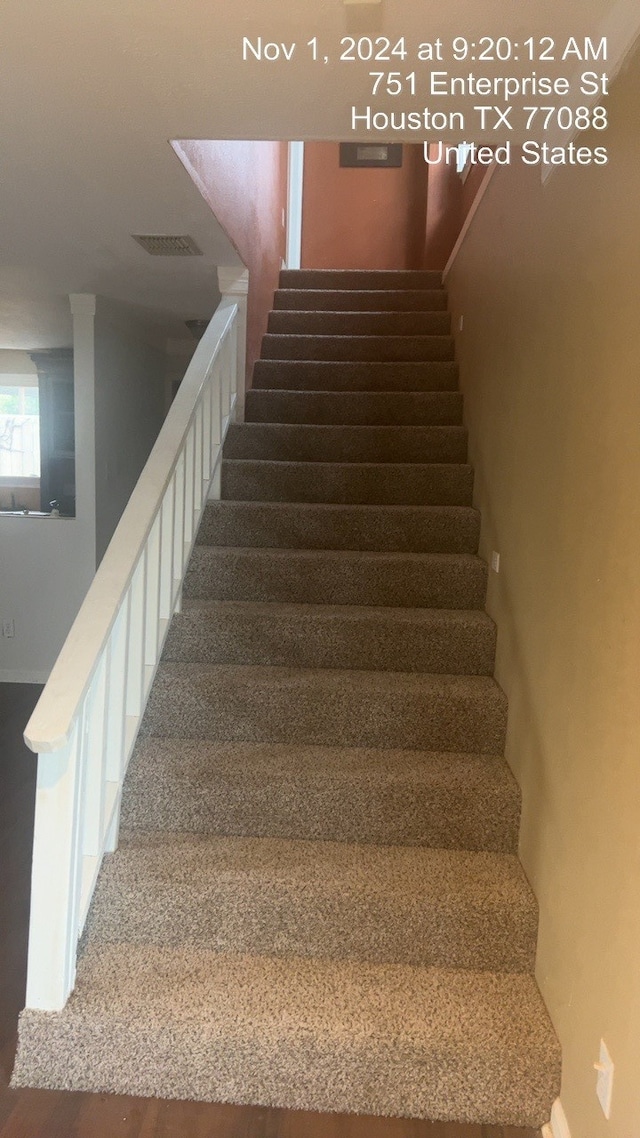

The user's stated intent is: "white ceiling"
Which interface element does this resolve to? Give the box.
[0,0,622,348]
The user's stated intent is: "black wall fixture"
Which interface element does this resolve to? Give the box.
[339,143,403,168]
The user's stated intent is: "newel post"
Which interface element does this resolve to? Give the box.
[217,267,249,423]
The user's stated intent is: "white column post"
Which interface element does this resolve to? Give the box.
[69,293,97,568]
[286,141,304,269]
[26,733,84,1010]
[217,267,249,423]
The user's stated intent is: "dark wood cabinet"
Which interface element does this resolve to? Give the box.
[30,348,76,516]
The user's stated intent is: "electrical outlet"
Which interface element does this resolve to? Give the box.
[595,1038,614,1119]
[2,618,15,638]
[491,551,500,573]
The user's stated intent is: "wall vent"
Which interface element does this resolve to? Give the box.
[132,234,203,256]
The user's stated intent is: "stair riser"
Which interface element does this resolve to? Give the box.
[251,360,459,391]
[141,668,508,753]
[87,852,536,973]
[197,502,480,554]
[223,424,467,465]
[183,549,487,609]
[14,954,559,1126]
[280,269,443,289]
[262,335,454,362]
[274,288,448,312]
[122,744,521,853]
[222,460,474,506]
[267,311,451,336]
[244,390,463,426]
[164,609,496,675]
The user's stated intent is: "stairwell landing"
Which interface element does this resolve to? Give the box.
[12,269,561,1127]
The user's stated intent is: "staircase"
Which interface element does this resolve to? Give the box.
[13,269,561,1126]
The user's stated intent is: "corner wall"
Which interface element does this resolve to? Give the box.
[445,47,640,1138]
[424,150,492,270]
[172,141,287,379]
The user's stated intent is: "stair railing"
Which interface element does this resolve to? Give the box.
[22,297,242,1011]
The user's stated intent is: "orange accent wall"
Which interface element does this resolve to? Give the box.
[173,140,287,380]
[301,143,427,270]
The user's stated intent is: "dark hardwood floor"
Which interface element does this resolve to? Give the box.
[0,683,538,1138]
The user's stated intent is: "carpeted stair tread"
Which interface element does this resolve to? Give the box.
[221,459,474,505]
[140,664,508,753]
[164,601,496,675]
[267,310,451,336]
[197,500,480,553]
[12,944,560,1126]
[273,288,448,312]
[261,334,454,362]
[183,548,487,609]
[85,834,537,972]
[121,739,521,852]
[244,389,463,426]
[280,268,443,289]
[252,360,459,391]
[223,423,467,464]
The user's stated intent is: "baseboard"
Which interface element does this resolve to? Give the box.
[0,669,49,684]
[542,1098,572,1138]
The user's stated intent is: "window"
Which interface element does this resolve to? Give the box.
[455,144,473,181]
[0,379,41,479]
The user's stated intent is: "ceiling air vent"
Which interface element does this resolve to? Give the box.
[132,234,203,256]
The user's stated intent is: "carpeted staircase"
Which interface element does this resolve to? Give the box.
[13,269,561,1126]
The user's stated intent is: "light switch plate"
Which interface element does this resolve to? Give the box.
[595,1038,614,1119]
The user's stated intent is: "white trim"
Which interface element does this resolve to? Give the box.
[286,141,304,269]
[443,163,498,280]
[217,267,249,422]
[69,294,96,317]
[542,1098,572,1138]
[69,292,97,562]
[0,669,49,684]
[0,476,40,487]
[542,0,640,184]
[217,267,249,297]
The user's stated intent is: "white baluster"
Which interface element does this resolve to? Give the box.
[172,457,185,612]
[194,400,204,514]
[104,605,128,853]
[82,654,108,860]
[183,423,195,548]
[144,513,161,677]
[126,557,146,721]
[159,481,176,625]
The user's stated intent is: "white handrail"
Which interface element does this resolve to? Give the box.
[23,296,241,1011]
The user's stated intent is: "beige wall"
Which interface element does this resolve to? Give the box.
[445,47,640,1138]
